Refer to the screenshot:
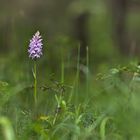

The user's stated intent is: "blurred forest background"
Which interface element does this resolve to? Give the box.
[0,1,140,139]
[0,0,140,82]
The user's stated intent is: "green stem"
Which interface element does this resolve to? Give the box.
[86,46,89,95]
[75,45,80,102]
[53,94,61,125]
[34,61,37,104]
[68,45,80,103]
[61,54,64,84]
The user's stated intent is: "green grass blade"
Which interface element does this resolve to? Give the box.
[0,117,15,140]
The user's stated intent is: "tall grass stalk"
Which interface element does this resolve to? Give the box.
[69,45,80,103]
[86,46,89,96]
[61,49,64,84]
[75,45,80,101]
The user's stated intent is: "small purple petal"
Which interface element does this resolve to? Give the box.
[28,31,43,59]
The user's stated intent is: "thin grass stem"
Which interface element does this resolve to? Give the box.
[86,46,89,95]
[61,50,64,84]
[34,61,37,104]
[68,45,80,103]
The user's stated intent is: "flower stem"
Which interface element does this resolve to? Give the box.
[34,61,37,104]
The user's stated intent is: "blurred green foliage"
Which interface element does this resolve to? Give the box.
[0,0,140,139]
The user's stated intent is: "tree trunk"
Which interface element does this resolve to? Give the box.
[74,12,89,64]
[110,0,129,54]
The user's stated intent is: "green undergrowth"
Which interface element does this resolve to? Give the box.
[0,55,140,140]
